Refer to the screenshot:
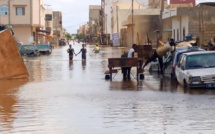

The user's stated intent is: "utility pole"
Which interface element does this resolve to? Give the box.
[101,0,105,45]
[116,6,119,34]
[159,0,164,40]
[132,0,134,45]
[106,14,109,45]
[199,4,204,47]
[102,0,105,35]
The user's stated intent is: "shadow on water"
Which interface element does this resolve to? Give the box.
[183,87,215,95]
[109,80,140,91]
[0,78,28,129]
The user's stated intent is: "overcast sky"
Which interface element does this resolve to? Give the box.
[45,0,215,34]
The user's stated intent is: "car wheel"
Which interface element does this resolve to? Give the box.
[105,75,110,80]
[183,80,189,89]
[171,73,174,78]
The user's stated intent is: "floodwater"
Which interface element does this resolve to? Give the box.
[1,42,215,134]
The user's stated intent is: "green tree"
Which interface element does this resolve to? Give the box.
[76,34,86,40]
[65,33,72,40]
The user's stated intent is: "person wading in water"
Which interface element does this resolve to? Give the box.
[76,44,87,60]
[67,44,76,61]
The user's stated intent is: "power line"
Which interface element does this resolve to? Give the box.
[64,21,87,28]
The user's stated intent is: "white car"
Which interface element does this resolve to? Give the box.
[175,51,215,88]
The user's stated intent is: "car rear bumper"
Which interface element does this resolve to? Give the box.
[188,83,215,88]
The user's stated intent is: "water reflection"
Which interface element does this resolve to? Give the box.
[69,60,73,70]
[0,79,28,129]
[82,60,86,70]
[159,77,178,92]
[154,74,215,95]
[109,80,139,91]
[4,44,215,133]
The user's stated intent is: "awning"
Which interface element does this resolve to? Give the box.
[38,33,53,38]
[37,30,51,34]
[163,29,172,33]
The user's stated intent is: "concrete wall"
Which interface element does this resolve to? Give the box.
[179,6,215,44]
[32,0,40,25]
[162,18,172,42]
[89,5,101,36]
[164,6,215,45]
[198,5,215,44]
[10,0,31,25]
[120,28,127,46]
[125,15,160,48]
[13,26,32,44]
[111,2,143,39]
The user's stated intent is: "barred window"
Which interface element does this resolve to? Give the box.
[0,5,8,16]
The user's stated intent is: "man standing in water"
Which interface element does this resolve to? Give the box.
[124,44,137,80]
[143,38,176,74]
[67,45,76,61]
[76,44,87,60]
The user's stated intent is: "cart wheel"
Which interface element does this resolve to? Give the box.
[139,74,144,80]
[105,75,110,80]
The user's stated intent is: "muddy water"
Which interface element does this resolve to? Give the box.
[1,43,215,134]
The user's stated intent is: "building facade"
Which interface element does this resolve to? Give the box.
[0,0,46,44]
[53,11,63,44]
[122,9,160,47]
[163,5,215,46]
[89,5,101,44]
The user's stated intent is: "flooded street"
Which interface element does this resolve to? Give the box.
[1,43,215,134]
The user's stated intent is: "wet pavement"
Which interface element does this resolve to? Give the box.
[1,42,215,134]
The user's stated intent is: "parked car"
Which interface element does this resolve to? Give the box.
[164,46,204,78]
[0,24,14,35]
[37,44,52,55]
[175,51,215,88]
[19,44,40,56]
[59,39,66,46]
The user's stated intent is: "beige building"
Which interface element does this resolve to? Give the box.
[111,1,142,38]
[122,9,160,47]
[89,5,101,44]
[0,0,47,44]
[163,4,215,46]
[78,23,89,35]
[53,11,63,44]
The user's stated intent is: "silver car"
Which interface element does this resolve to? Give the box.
[164,47,204,78]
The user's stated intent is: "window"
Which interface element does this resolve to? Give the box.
[45,14,52,21]
[178,55,185,68]
[180,56,186,70]
[0,5,8,16]
[16,7,25,16]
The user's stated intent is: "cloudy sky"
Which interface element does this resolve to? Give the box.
[45,0,215,34]
[45,0,101,34]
